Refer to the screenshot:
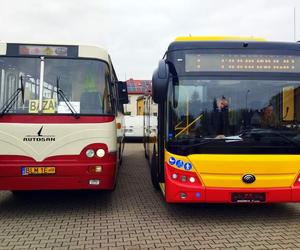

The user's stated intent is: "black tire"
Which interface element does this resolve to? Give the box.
[150,148,160,190]
[144,148,149,159]
[11,191,28,197]
[143,137,148,159]
[111,180,117,192]
[119,141,125,166]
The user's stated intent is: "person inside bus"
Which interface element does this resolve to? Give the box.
[80,73,103,114]
[188,91,203,130]
[250,103,278,128]
[211,96,229,138]
[260,104,278,128]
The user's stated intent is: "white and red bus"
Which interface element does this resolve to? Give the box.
[0,42,128,192]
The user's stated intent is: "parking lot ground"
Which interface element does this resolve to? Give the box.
[1,143,300,249]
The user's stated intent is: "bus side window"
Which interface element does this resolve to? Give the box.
[0,67,4,107]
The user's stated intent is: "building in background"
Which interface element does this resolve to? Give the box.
[137,96,145,115]
[125,78,157,116]
[124,79,157,141]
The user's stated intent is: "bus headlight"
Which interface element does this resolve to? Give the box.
[172,173,178,180]
[189,177,196,183]
[96,149,105,158]
[86,149,95,158]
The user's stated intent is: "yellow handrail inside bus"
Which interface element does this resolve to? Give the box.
[175,121,184,130]
[175,113,203,138]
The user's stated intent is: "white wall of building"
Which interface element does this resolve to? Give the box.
[124,94,143,116]
[124,94,158,116]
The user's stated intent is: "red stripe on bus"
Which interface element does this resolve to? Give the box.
[0,115,115,123]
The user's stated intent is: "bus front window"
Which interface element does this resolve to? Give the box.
[0,57,112,115]
[0,57,40,112]
[44,59,112,115]
[167,78,300,154]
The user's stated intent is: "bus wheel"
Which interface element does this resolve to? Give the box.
[151,149,160,190]
[119,146,123,166]
[111,180,117,192]
[144,149,148,159]
[11,191,27,197]
[143,138,149,159]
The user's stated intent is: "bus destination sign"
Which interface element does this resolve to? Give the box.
[185,54,300,73]
[19,45,68,56]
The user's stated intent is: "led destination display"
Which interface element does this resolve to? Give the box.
[19,45,68,56]
[185,54,300,73]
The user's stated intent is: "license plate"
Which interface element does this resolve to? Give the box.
[231,192,266,203]
[21,167,56,176]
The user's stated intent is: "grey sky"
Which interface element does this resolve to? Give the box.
[1,0,300,79]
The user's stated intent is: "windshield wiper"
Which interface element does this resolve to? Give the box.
[241,128,300,148]
[260,130,300,147]
[56,76,79,119]
[0,76,25,117]
[274,132,300,147]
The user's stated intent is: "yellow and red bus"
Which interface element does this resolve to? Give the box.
[0,42,128,192]
[147,36,300,203]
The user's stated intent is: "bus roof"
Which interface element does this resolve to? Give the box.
[167,40,300,52]
[0,42,110,62]
[175,36,266,42]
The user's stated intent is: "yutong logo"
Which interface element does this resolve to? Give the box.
[23,126,56,142]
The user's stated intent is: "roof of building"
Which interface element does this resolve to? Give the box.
[126,79,152,94]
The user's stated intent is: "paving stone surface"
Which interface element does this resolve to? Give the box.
[1,143,300,249]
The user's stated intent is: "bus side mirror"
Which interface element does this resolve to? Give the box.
[117,81,129,104]
[152,60,169,103]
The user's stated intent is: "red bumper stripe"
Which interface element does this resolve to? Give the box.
[0,115,114,123]
[0,144,117,190]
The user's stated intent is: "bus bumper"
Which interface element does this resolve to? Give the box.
[0,175,116,190]
[165,185,300,203]
[164,162,300,203]
[0,154,117,191]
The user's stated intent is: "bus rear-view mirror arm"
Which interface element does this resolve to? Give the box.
[152,59,169,104]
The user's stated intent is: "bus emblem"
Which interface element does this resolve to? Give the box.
[242,174,256,184]
[37,126,43,136]
[23,127,55,142]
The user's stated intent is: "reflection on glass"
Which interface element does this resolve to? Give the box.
[0,57,112,115]
[167,78,300,154]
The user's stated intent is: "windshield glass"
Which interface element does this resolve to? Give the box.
[167,77,300,154]
[0,57,112,115]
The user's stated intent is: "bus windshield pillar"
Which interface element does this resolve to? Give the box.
[38,56,45,112]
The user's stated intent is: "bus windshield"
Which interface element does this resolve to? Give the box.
[0,57,112,115]
[167,77,300,154]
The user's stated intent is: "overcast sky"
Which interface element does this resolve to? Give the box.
[1,0,300,80]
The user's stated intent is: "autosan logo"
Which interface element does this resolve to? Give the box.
[37,126,43,136]
[23,126,56,142]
